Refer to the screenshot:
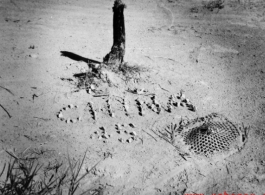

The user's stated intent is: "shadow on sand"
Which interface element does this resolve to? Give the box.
[60,51,101,64]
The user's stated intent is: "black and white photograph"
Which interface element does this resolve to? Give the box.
[0,0,265,194]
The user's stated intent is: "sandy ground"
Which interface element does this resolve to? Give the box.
[0,0,265,194]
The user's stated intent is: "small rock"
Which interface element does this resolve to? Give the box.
[92,63,100,69]
[118,138,124,143]
[68,104,74,109]
[58,112,63,118]
[66,118,71,123]
[136,88,145,94]
[73,119,77,123]
[77,116,82,121]
[29,53,38,58]
[140,111,145,116]
[124,130,128,134]
[116,130,121,134]
[110,112,115,118]
[99,127,105,132]
[130,131,137,136]
[129,123,135,128]
[116,124,122,130]
[180,102,184,107]
[168,105,172,112]
[190,105,196,112]
[124,105,129,110]
[122,123,127,127]
[63,107,68,110]
[102,134,108,139]
[180,94,186,100]
[157,107,162,113]
[127,138,133,143]
[94,131,98,134]
[90,84,96,90]
[87,88,92,94]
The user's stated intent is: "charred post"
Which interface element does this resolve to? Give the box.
[103,0,126,68]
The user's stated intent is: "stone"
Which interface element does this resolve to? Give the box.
[129,123,135,128]
[118,138,124,143]
[102,134,108,139]
[116,123,122,130]
[58,112,63,118]
[90,84,96,90]
[127,138,133,143]
[130,131,137,136]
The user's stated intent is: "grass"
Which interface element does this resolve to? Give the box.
[118,62,147,83]
[0,149,101,195]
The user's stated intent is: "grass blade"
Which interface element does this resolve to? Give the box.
[0,163,6,177]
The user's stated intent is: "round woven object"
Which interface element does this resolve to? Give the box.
[170,113,245,160]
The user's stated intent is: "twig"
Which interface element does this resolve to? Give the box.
[143,93,156,96]
[32,94,38,101]
[150,128,163,140]
[153,56,177,62]
[150,127,187,161]
[0,86,14,96]
[142,129,157,141]
[5,150,19,160]
[226,165,230,174]
[143,55,154,61]
[93,94,109,97]
[0,104,11,118]
[158,84,170,92]
[22,146,32,155]
[24,135,35,141]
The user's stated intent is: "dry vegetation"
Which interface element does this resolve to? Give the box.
[0,150,102,195]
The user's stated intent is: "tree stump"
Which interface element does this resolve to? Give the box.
[103,0,126,68]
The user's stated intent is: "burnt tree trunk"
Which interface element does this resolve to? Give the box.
[103,0,126,68]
